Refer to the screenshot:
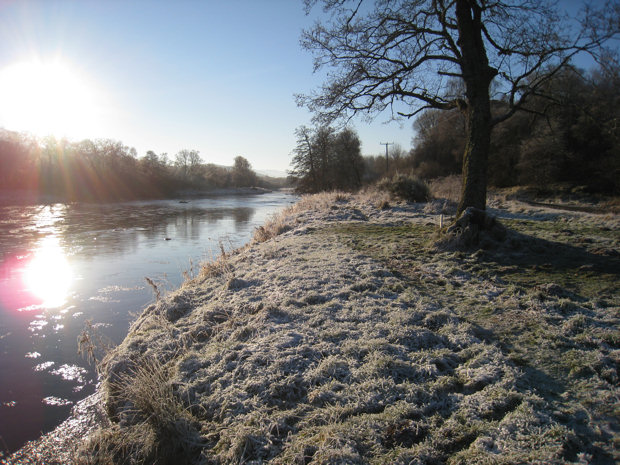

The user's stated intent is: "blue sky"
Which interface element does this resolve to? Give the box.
[0,0,611,173]
[0,0,414,173]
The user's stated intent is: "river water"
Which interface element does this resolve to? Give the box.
[0,191,295,453]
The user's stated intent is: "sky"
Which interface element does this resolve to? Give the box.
[0,0,611,174]
[0,0,414,174]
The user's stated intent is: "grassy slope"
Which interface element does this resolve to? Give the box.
[75,191,618,465]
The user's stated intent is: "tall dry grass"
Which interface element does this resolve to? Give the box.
[253,191,352,243]
[428,175,461,202]
[78,356,205,464]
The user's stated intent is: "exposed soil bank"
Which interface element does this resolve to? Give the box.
[5,191,619,464]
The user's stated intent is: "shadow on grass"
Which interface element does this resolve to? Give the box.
[462,315,617,465]
[473,228,620,300]
[329,221,619,464]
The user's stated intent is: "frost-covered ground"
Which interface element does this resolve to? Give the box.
[8,190,619,464]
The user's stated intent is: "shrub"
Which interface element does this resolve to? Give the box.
[377,173,431,202]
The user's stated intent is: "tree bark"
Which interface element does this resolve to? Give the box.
[458,89,492,215]
[455,0,497,217]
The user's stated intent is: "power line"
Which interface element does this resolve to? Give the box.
[380,142,394,172]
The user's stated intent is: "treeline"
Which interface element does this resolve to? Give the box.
[291,64,619,194]
[365,65,620,193]
[289,126,365,193]
[0,133,280,202]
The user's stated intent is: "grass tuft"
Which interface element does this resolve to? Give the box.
[199,241,234,279]
[77,320,114,373]
[79,356,205,464]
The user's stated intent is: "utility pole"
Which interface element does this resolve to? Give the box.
[380,142,394,173]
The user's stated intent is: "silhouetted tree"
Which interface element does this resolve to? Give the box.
[289,125,320,192]
[289,125,364,192]
[314,126,336,190]
[0,129,37,189]
[332,127,365,190]
[299,0,619,216]
[411,109,465,179]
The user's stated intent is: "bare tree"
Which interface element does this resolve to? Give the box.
[175,149,201,180]
[299,0,619,217]
[289,125,336,192]
[289,125,320,191]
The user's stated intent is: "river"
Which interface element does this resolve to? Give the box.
[0,191,295,453]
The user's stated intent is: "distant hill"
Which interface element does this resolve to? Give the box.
[257,169,287,178]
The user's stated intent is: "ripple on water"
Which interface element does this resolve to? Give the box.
[98,285,143,293]
[50,364,88,384]
[28,318,48,332]
[17,304,44,312]
[88,295,120,303]
[42,396,73,407]
[34,361,55,371]
[25,351,41,358]
[60,305,76,314]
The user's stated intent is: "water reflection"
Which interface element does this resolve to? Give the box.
[23,236,72,308]
[30,204,67,233]
[0,201,256,261]
[0,193,296,453]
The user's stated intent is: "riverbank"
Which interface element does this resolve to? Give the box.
[6,189,619,464]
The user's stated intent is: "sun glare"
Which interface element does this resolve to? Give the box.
[23,236,73,309]
[0,59,102,139]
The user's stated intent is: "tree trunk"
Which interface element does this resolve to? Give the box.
[455,0,497,217]
[457,90,492,215]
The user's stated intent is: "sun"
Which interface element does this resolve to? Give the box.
[0,58,102,139]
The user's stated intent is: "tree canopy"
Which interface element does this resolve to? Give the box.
[299,0,620,215]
